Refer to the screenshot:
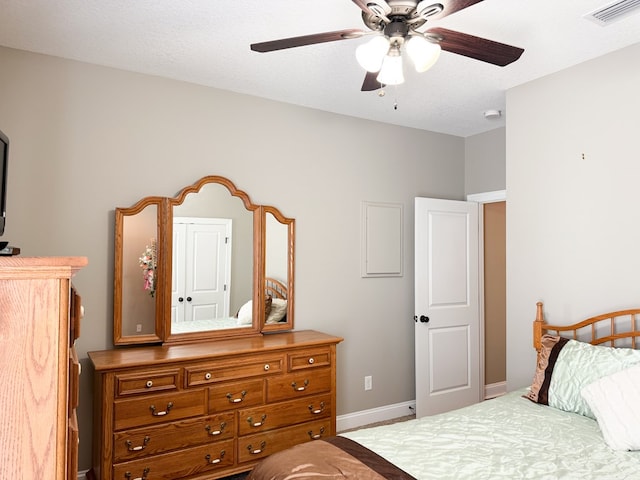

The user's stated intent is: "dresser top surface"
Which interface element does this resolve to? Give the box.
[89,330,343,371]
[0,256,88,278]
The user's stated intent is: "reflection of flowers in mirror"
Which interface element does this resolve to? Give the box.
[139,239,157,297]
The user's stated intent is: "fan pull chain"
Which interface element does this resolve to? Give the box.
[376,87,399,111]
[393,84,399,110]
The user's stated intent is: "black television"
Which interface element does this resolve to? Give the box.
[0,128,8,239]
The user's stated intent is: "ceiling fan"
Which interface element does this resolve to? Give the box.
[250,0,524,91]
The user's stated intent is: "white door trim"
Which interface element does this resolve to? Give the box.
[467,190,506,203]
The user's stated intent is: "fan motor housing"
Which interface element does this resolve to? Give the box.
[362,0,435,31]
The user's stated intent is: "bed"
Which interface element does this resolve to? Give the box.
[247,302,640,479]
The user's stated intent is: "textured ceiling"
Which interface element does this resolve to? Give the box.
[0,0,639,137]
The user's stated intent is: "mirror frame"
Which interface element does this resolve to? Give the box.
[113,196,165,345]
[113,175,295,345]
[260,205,295,333]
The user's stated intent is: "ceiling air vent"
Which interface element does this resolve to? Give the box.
[584,0,640,26]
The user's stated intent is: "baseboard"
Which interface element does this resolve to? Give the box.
[78,470,88,480]
[484,381,507,399]
[336,400,416,433]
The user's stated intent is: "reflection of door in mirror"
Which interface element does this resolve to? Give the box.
[121,204,157,337]
[171,217,234,333]
[170,183,253,334]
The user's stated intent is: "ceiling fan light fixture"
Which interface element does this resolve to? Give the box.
[376,46,404,85]
[405,35,441,73]
[356,35,391,72]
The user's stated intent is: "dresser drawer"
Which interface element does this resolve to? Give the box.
[237,419,332,464]
[112,440,235,480]
[114,390,206,431]
[185,354,284,387]
[238,393,332,436]
[115,369,180,397]
[288,347,331,371]
[113,412,235,462]
[209,379,264,412]
[266,367,332,403]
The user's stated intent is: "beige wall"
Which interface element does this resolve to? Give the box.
[0,46,465,471]
[465,127,506,195]
[506,43,640,389]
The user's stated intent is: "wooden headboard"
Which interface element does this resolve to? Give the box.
[533,301,640,351]
[265,277,287,300]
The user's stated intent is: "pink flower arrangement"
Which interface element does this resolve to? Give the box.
[139,239,157,297]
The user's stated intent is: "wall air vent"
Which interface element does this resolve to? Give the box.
[584,0,640,26]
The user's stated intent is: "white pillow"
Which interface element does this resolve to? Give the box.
[581,364,640,451]
[266,298,287,324]
[236,300,253,325]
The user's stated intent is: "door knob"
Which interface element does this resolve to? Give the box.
[178,297,184,303]
[187,297,192,302]
[415,315,429,323]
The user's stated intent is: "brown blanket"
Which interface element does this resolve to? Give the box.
[247,436,416,480]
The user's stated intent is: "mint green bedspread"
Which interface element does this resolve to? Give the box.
[341,390,640,479]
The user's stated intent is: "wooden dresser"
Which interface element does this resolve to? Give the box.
[0,256,87,479]
[88,330,343,480]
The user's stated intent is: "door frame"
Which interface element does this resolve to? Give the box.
[466,190,506,399]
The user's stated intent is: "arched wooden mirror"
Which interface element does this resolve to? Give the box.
[114,197,164,344]
[261,206,295,333]
[113,176,295,345]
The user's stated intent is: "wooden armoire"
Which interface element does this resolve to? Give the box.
[0,256,88,479]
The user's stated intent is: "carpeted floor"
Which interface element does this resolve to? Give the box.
[338,414,415,433]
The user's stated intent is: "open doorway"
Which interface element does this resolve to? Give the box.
[483,201,506,397]
[468,191,506,399]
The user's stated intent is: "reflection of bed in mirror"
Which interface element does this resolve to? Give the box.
[265,277,288,324]
[171,277,289,333]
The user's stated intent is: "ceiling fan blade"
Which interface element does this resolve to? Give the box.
[427,27,524,66]
[251,29,366,53]
[428,0,485,20]
[361,71,384,91]
[352,0,374,14]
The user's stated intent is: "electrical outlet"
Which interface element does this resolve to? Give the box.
[136,324,143,333]
[364,375,372,391]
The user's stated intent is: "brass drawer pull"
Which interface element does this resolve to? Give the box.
[145,380,153,388]
[308,401,325,415]
[291,379,309,391]
[205,422,227,436]
[247,414,267,428]
[204,372,212,380]
[308,357,315,364]
[149,402,173,416]
[247,441,266,455]
[226,390,247,404]
[205,450,225,465]
[125,436,150,452]
[124,468,149,480]
[308,427,325,440]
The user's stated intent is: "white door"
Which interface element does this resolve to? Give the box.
[415,197,480,417]
[172,218,232,324]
